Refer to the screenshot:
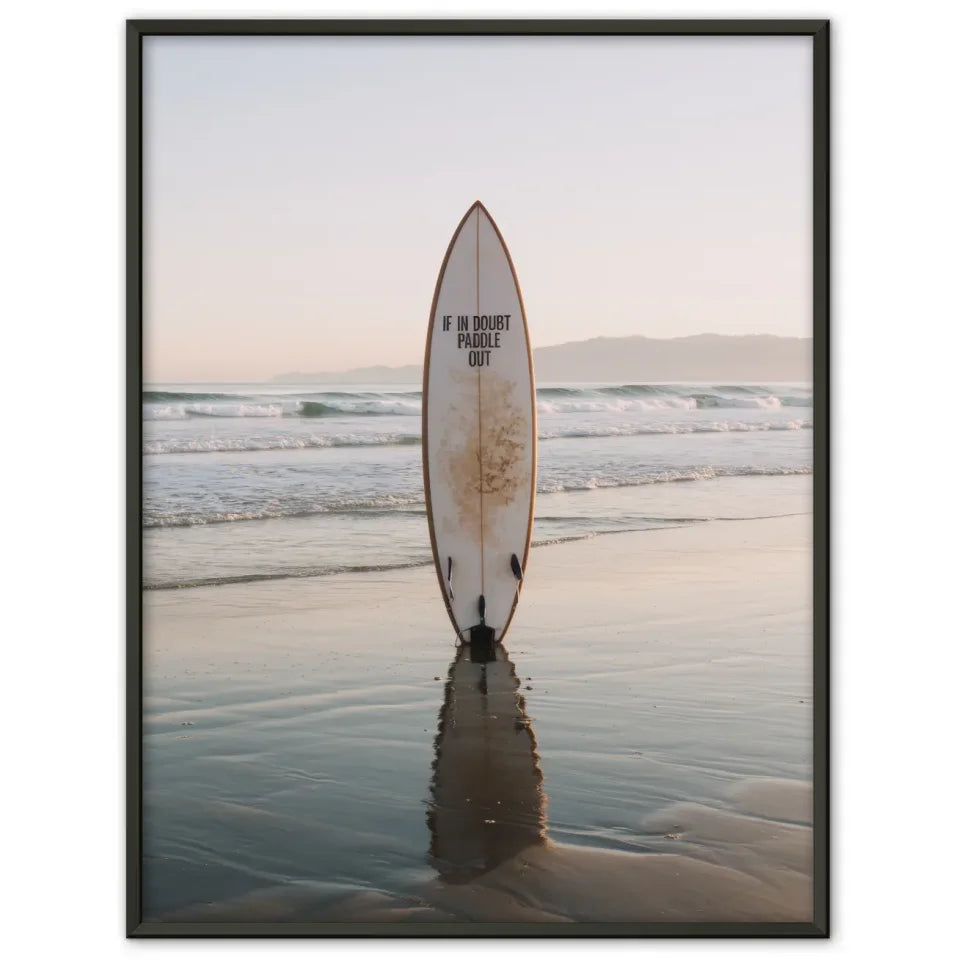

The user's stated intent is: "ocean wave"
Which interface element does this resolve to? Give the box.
[300,398,421,417]
[143,390,254,402]
[142,384,812,420]
[143,418,811,455]
[144,494,427,527]
[539,420,812,439]
[535,466,812,494]
[300,390,423,400]
[540,392,805,412]
[538,396,700,413]
[143,466,811,527]
[543,382,811,404]
[143,434,422,455]
[143,401,297,420]
[690,394,782,409]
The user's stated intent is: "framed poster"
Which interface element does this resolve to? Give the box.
[128,18,829,937]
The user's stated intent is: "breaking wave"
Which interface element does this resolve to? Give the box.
[143,384,812,420]
[143,419,810,455]
[143,434,422,455]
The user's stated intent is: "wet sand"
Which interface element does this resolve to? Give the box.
[143,513,813,924]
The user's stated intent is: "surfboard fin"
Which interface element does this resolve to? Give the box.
[468,593,495,659]
[510,553,523,582]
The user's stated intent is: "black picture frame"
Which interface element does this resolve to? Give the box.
[127,17,829,938]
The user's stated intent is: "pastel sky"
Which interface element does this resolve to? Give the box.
[143,35,812,382]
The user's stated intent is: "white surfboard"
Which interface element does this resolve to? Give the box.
[423,202,536,645]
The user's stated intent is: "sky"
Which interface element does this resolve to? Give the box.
[143,35,812,382]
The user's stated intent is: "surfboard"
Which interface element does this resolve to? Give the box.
[423,201,536,646]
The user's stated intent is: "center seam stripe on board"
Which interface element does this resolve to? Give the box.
[476,208,485,598]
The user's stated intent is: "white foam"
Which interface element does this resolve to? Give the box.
[142,434,420,455]
[535,465,812,494]
[537,396,698,414]
[537,420,812,440]
[722,395,783,409]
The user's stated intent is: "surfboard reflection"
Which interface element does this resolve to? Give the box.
[427,644,546,883]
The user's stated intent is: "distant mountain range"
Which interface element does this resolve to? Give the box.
[271,334,812,384]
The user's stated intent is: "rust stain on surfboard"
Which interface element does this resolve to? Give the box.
[439,370,526,540]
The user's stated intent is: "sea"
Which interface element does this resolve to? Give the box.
[142,381,813,591]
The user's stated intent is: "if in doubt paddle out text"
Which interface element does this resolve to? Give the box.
[441,314,512,367]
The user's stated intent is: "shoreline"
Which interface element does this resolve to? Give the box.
[146,510,812,632]
[144,517,811,593]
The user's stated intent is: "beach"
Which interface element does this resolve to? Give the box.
[143,510,813,924]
